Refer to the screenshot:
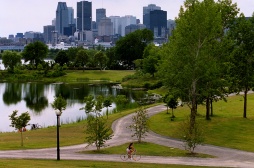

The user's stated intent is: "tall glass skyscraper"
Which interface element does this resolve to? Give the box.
[77,1,92,32]
[150,10,167,37]
[56,2,69,35]
[96,8,106,28]
[143,4,161,29]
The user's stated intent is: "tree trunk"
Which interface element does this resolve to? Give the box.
[20,131,23,146]
[206,97,210,120]
[210,98,213,116]
[243,89,248,118]
[190,81,197,133]
[167,106,169,114]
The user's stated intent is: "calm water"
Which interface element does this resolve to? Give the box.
[0,82,146,132]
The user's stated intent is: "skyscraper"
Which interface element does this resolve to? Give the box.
[77,1,92,31]
[68,7,75,25]
[109,16,121,35]
[43,25,55,44]
[56,2,69,35]
[150,10,167,37]
[96,8,106,28]
[120,15,136,36]
[143,4,161,29]
[98,17,113,36]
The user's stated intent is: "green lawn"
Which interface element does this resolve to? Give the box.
[81,142,212,158]
[0,159,216,168]
[0,107,138,150]
[55,70,135,83]
[149,93,254,152]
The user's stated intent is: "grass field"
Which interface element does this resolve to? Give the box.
[81,142,212,158]
[54,70,135,83]
[149,93,254,152]
[0,159,214,168]
[0,107,139,150]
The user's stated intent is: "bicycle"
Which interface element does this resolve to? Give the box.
[30,123,42,130]
[120,149,141,161]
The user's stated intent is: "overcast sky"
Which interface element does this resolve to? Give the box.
[0,0,253,37]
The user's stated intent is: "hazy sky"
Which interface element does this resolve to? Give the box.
[0,0,253,37]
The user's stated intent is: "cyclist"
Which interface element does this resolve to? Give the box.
[126,142,135,158]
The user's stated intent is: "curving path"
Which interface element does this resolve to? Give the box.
[0,105,254,167]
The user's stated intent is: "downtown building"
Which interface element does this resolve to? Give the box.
[143,4,167,38]
[77,1,92,42]
[56,2,69,35]
[96,8,106,29]
[43,25,55,44]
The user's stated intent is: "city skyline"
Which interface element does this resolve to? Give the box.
[0,0,253,37]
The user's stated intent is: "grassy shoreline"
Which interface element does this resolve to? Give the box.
[150,93,254,152]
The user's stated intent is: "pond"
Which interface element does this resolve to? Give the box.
[0,82,146,132]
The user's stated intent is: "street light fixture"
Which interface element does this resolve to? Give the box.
[55,110,61,160]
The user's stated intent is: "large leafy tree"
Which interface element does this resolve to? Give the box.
[142,44,161,77]
[227,13,254,118]
[159,0,223,128]
[75,49,89,71]
[22,41,48,68]
[94,51,108,71]
[55,50,69,66]
[2,50,22,72]
[115,29,153,68]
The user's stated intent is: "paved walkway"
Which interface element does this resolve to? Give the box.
[1,105,254,167]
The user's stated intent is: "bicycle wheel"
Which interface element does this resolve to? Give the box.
[120,154,129,161]
[132,153,141,161]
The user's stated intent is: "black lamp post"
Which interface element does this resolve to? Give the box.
[55,110,61,160]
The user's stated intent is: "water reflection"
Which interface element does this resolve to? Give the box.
[0,82,146,132]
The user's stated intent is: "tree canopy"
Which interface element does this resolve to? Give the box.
[158,0,238,127]
[2,51,22,72]
[115,29,153,69]
[22,41,48,68]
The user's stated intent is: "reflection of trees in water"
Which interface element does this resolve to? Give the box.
[54,83,90,105]
[1,82,146,114]
[116,89,146,102]
[3,83,22,105]
[23,83,48,114]
[89,84,112,97]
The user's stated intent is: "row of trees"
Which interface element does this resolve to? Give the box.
[1,29,154,72]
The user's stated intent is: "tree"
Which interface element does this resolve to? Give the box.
[227,13,254,118]
[167,95,178,120]
[178,116,204,154]
[75,49,89,71]
[142,44,161,77]
[2,51,22,72]
[115,29,153,68]
[85,115,112,150]
[51,94,67,115]
[129,107,149,143]
[22,41,48,68]
[80,95,112,150]
[103,97,112,119]
[94,51,108,71]
[158,0,223,129]
[9,110,31,146]
[55,50,69,66]
[114,95,129,110]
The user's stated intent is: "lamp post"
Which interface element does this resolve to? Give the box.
[55,110,61,160]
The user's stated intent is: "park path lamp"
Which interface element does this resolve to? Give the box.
[55,110,61,160]
[51,94,67,161]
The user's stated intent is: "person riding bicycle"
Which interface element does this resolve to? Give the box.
[126,142,135,158]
